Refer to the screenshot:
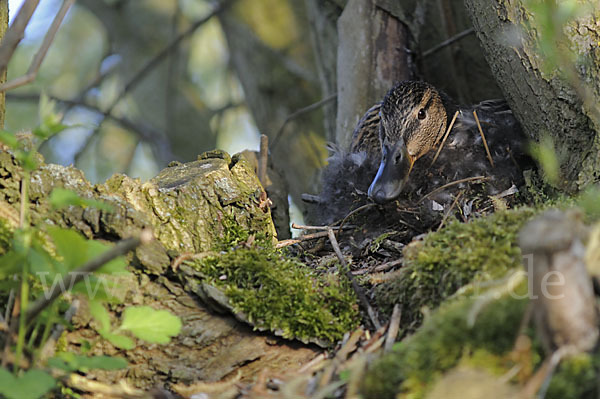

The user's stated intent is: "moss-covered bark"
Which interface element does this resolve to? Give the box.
[0,148,356,389]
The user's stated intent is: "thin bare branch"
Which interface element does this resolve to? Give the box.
[422,28,475,58]
[384,304,401,353]
[22,229,153,327]
[327,228,381,330]
[258,134,268,186]
[103,0,235,117]
[6,92,174,163]
[0,0,40,70]
[0,0,75,93]
[270,94,337,150]
[473,109,495,167]
[430,110,459,167]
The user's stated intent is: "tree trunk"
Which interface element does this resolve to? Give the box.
[335,0,411,149]
[464,0,600,191]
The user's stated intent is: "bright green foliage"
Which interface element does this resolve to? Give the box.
[529,135,560,186]
[89,300,182,349]
[362,288,600,399]
[48,352,128,372]
[375,207,537,326]
[0,368,56,399]
[546,354,600,399]
[119,306,182,344]
[0,94,181,395]
[189,247,360,344]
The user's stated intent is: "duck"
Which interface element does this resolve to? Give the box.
[305,80,532,227]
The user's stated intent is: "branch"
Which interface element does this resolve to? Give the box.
[327,228,381,330]
[270,94,337,150]
[103,0,235,117]
[422,28,474,58]
[6,92,174,163]
[0,0,40,71]
[23,230,153,326]
[0,0,75,93]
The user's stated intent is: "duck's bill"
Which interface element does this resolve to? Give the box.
[367,142,414,204]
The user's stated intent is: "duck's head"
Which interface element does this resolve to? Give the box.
[368,81,455,204]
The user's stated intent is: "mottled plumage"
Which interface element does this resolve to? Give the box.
[306,80,531,227]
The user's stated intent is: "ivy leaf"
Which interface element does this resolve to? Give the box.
[119,306,182,344]
[0,368,56,399]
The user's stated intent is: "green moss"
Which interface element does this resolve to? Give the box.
[375,207,538,327]
[188,247,360,344]
[547,354,600,399]
[362,293,529,399]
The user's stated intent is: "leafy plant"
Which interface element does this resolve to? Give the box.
[0,95,181,398]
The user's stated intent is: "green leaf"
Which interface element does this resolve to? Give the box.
[15,149,39,171]
[0,250,25,279]
[100,331,135,350]
[75,355,128,370]
[89,300,110,333]
[0,130,18,149]
[49,353,127,372]
[46,226,88,270]
[119,306,182,344]
[35,93,66,140]
[46,226,127,275]
[49,188,113,212]
[73,275,120,302]
[0,368,56,399]
[86,239,127,274]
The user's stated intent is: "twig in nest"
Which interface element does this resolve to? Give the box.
[327,228,381,330]
[373,258,403,272]
[420,176,488,202]
[336,203,376,233]
[436,190,465,231]
[384,304,402,353]
[275,231,330,248]
[430,110,459,167]
[291,223,350,231]
[473,110,495,168]
[319,327,364,388]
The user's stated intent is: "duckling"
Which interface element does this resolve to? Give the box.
[305,80,531,227]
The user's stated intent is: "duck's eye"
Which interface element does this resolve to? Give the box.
[418,109,426,120]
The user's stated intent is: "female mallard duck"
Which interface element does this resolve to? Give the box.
[306,80,531,226]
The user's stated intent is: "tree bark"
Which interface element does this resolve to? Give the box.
[335,0,411,149]
[464,0,600,191]
[0,149,319,390]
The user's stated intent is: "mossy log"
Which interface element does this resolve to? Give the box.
[464,0,600,191]
[0,149,326,389]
